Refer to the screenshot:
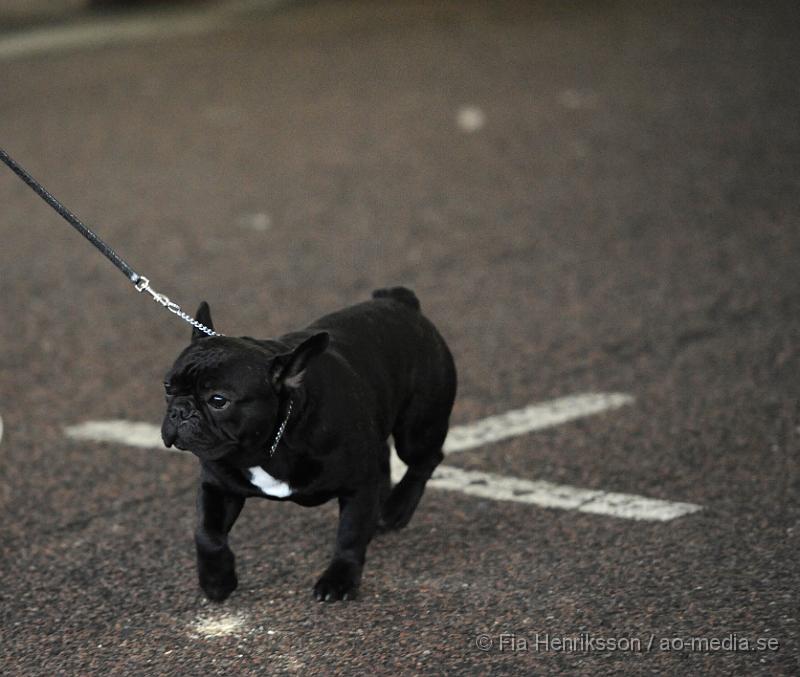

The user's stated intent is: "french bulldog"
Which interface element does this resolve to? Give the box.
[161,288,457,602]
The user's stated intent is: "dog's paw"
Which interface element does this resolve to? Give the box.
[313,559,361,602]
[377,485,419,532]
[199,570,238,603]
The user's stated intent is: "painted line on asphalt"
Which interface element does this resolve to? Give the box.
[0,0,287,61]
[0,414,3,445]
[442,392,634,454]
[65,419,185,451]
[425,465,701,522]
[64,392,701,522]
[64,392,634,454]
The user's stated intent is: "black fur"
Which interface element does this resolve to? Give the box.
[162,288,456,602]
[371,286,421,310]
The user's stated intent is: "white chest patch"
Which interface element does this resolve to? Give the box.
[248,466,293,498]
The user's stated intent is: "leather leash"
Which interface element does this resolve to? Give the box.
[0,148,220,337]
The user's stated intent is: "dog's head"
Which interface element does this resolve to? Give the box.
[161,302,328,463]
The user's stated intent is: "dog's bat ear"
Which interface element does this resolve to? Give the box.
[192,301,215,341]
[271,332,329,389]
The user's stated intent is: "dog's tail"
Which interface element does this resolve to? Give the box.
[372,286,421,311]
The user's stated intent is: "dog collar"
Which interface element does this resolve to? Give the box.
[268,399,293,458]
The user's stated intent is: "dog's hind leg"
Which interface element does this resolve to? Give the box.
[378,413,449,532]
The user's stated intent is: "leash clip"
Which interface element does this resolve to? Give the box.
[135,276,182,314]
[134,275,220,337]
[134,275,150,292]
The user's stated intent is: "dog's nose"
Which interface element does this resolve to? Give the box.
[162,426,177,448]
[169,401,193,422]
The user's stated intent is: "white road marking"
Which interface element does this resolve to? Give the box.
[443,392,634,454]
[0,0,287,61]
[425,465,701,521]
[65,392,631,458]
[63,392,702,521]
[65,420,181,451]
[456,105,486,132]
[0,414,3,446]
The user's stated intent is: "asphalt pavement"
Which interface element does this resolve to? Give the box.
[1,0,798,674]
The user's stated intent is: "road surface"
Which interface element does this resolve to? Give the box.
[0,0,798,674]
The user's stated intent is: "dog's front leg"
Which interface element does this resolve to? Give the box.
[195,482,245,602]
[314,485,379,602]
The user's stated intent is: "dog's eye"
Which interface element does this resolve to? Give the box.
[208,394,229,410]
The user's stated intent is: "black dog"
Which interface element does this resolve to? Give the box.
[161,288,456,602]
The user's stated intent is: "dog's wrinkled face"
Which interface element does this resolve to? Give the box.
[162,337,279,461]
[161,302,328,463]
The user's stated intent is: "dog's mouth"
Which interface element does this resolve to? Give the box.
[189,445,237,462]
[165,429,236,462]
